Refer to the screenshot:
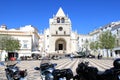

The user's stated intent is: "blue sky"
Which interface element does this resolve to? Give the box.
[0,0,120,34]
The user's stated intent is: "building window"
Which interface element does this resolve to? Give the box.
[47,35,49,37]
[23,40,28,48]
[57,17,60,23]
[23,44,27,48]
[56,31,58,34]
[77,37,79,40]
[105,26,107,29]
[64,31,66,35]
[81,39,83,42]
[109,25,111,27]
[101,28,103,31]
[61,18,65,23]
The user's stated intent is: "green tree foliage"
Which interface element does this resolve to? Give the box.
[0,35,20,52]
[0,35,8,50]
[99,31,116,49]
[99,30,116,57]
[90,41,99,50]
[90,42,94,50]
[90,41,99,55]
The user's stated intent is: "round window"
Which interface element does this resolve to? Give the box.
[59,27,63,31]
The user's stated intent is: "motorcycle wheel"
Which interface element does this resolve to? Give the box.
[73,75,86,80]
[19,77,27,80]
[45,73,53,80]
[6,72,14,80]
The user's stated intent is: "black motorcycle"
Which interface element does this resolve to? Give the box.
[35,63,57,80]
[98,58,120,80]
[52,68,73,80]
[34,58,73,80]
[73,58,120,80]
[0,61,27,80]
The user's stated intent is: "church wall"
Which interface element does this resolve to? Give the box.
[50,24,71,35]
[71,39,78,54]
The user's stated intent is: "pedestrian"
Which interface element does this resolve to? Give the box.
[98,53,102,59]
[10,57,16,61]
[70,53,74,61]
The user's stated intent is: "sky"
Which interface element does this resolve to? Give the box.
[0,0,120,34]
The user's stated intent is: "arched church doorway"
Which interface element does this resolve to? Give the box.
[55,38,66,52]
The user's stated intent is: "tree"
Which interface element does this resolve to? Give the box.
[0,35,20,52]
[0,34,8,50]
[90,42,95,50]
[90,41,99,50]
[99,30,116,57]
[90,41,99,54]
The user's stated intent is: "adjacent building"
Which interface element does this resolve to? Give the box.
[0,25,40,61]
[89,21,120,57]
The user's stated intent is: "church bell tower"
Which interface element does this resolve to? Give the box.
[48,7,72,54]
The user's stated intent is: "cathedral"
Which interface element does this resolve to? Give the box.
[43,7,78,55]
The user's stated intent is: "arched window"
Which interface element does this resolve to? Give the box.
[64,31,66,35]
[57,17,60,23]
[56,31,58,34]
[61,18,65,23]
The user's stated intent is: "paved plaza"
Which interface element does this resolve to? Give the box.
[0,58,114,80]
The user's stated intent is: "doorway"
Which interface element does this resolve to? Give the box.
[55,38,66,51]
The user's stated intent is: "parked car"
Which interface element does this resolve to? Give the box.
[87,54,95,58]
[51,55,59,60]
[31,53,42,60]
[65,54,71,57]
[73,52,86,58]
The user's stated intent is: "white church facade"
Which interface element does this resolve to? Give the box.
[42,7,78,55]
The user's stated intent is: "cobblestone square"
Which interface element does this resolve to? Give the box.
[0,58,114,80]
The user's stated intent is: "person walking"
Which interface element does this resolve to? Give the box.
[70,53,74,61]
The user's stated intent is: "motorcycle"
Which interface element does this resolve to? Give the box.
[0,61,27,80]
[34,57,73,80]
[35,63,56,80]
[52,68,73,80]
[73,61,98,80]
[73,58,120,80]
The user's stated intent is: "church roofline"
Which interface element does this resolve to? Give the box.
[56,7,66,17]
